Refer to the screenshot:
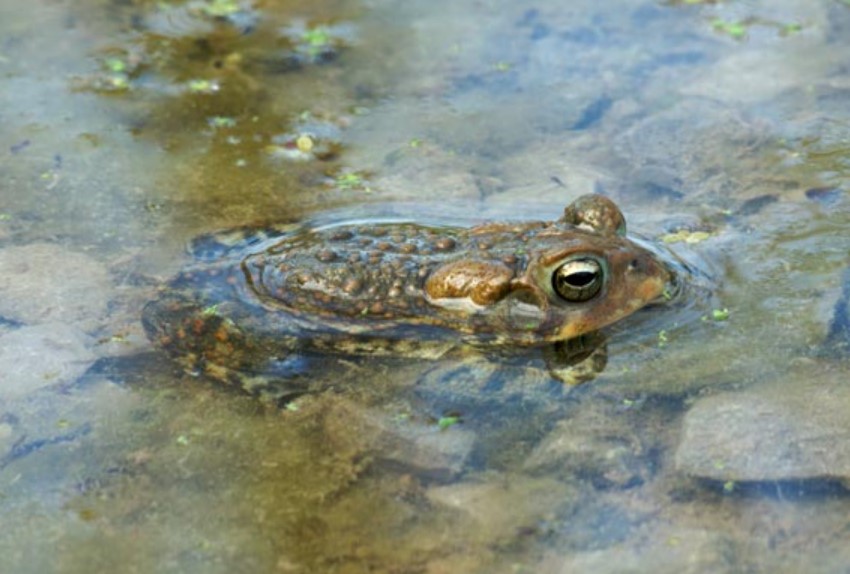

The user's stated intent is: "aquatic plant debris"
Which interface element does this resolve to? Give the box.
[296,135,314,152]
[711,308,729,321]
[712,19,748,39]
[202,304,220,316]
[709,17,803,39]
[335,171,370,191]
[438,416,461,430]
[303,26,332,49]
[208,116,237,129]
[266,112,344,162]
[188,79,220,94]
[279,20,355,64]
[104,57,127,73]
[660,230,712,244]
[198,0,240,18]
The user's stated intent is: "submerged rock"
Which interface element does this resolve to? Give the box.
[426,475,576,544]
[0,243,111,330]
[523,397,662,490]
[0,377,127,473]
[539,527,737,574]
[674,373,850,482]
[319,396,475,479]
[0,323,96,400]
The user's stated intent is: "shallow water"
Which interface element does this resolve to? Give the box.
[1,0,850,572]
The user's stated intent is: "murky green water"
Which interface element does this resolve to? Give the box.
[1,0,850,572]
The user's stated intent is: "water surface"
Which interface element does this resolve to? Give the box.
[1,0,850,572]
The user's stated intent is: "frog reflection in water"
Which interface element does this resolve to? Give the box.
[143,195,677,397]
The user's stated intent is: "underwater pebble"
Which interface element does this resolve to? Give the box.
[675,379,850,482]
[0,243,111,330]
[0,323,95,399]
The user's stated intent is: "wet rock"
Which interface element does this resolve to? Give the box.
[413,357,566,416]
[615,98,770,204]
[675,374,850,481]
[359,134,483,203]
[0,243,111,330]
[682,40,833,105]
[319,396,475,479]
[0,323,96,400]
[426,475,576,544]
[523,399,659,489]
[490,153,610,208]
[0,377,130,479]
[539,527,737,574]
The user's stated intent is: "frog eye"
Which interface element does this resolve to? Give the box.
[552,258,604,302]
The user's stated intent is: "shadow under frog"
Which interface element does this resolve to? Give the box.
[142,195,682,402]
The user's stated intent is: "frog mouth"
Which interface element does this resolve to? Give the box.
[647,266,682,307]
[602,245,718,347]
[651,246,715,309]
[505,278,549,309]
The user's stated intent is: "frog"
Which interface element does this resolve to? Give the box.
[142,194,682,400]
